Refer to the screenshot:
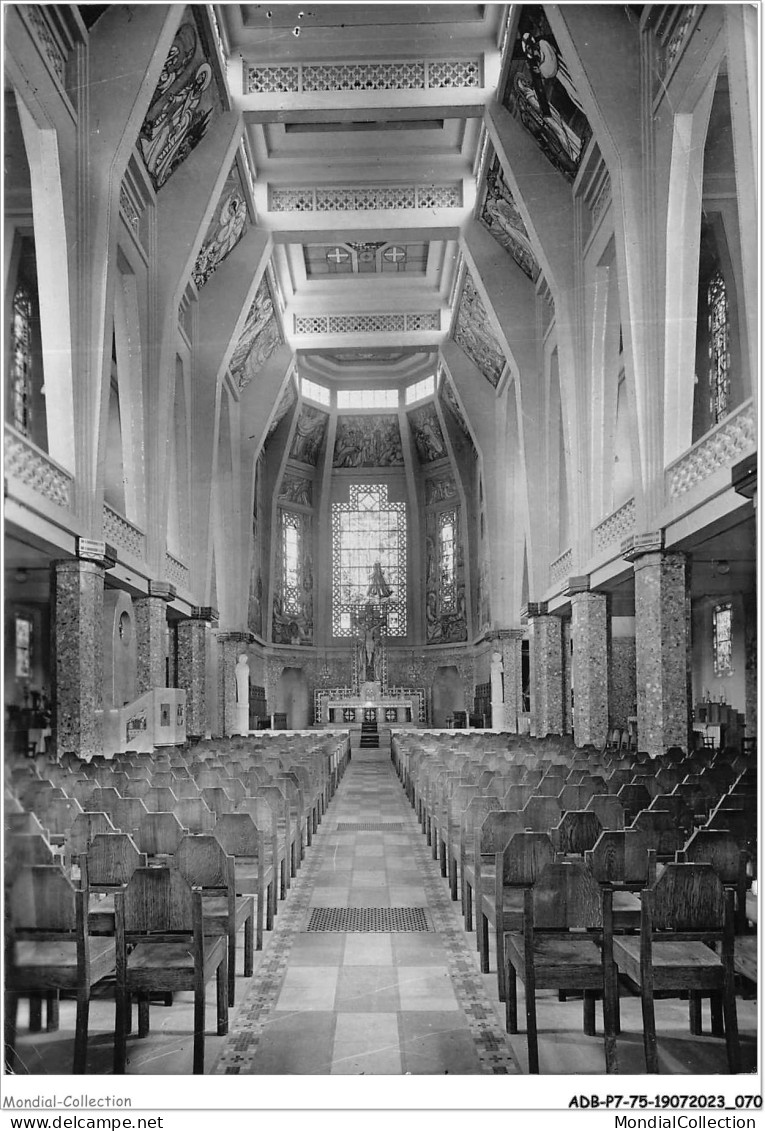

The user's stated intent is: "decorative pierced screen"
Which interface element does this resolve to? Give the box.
[294,312,439,335]
[271,184,462,212]
[332,484,407,637]
[282,510,302,615]
[245,58,481,95]
[708,269,730,424]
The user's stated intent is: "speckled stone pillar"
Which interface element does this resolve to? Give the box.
[530,613,564,737]
[177,618,209,739]
[570,591,608,747]
[562,617,573,734]
[51,559,105,759]
[744,593,757,738]
[499,631,524,732]
[134,596,168,694]
[632,550,690,757]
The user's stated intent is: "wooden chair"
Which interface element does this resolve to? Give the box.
[113,867,228,1074]
[467,809,525,944]
[212,812,273,950]
[80,832,147,935]
[174,796,216,835]
[459,795,502,926]
[5,832,57,869]
[679,829,750,934]
[584,828,656,930]
[616,782,652,824]
[5,865,116,1073]
[504,859,618,1074]
[63,811,119,867]
[175,834,255,1007]
[628,809,686,861]
[479,831,555,1003]
[611,863,740,1073]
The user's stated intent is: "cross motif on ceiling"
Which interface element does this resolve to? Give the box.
[326,247,350,265]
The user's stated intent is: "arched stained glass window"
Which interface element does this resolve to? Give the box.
[282,510,302,614]
[712,602,733,678]
[10,281,33,436]
[332,483,407,637]
[708,269,730,424]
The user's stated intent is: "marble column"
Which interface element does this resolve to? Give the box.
[529,610,564,737]
[627,543,691,757]
[51,558,106,759]
[177,615,212,740]
[562,617,573,735]
[570,589,609,748]
[134,589,171,694]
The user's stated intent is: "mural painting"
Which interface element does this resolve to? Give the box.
[266,381,297,443]
[425,475,457,506]
[425,509,467,644]
[453,271,506,388]
[289,405,328,466]
[479,154,540,281]
[503,7,592,183]
[138,14,221,192]
[192,162,249,288]
[229,276,283,392]
[278,472,313,507]
[332,415,404,467]
[408,404,446,463]
[439,374,473,443]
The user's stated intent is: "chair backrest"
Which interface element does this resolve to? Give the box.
[553,810,603,855]
[585,793,625,830]
[213,812,261,858]
[531,860,604,929]
[647,862,726,932]
[520,795,561,832]
[5,833,56,867]
[119,866,197,933]
[557,782,597,811]
[680,829,747,885]
[201,787,234,818]
[175,834,234,890]
[8,865,78,932]
[479,810,525,856]
[585,828,654,885]
[5,811,50,838]
[501,831,555,886]
[64,811,118,861]
[83,832,146,887]
[175,796,216,834]
[38,796,83,835]
[502,784,533,811]
[142,786,179,812]
[629,808,685,857]
[137,811,187,856]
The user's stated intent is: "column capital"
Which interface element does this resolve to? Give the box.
[564,574,591,596]
[620,531,664,562]
[76,537,117,569]
[190,606,219,623]
[147,580,177,602]
[521,601,548,621]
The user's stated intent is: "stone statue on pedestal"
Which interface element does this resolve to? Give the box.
[491,649,506,730]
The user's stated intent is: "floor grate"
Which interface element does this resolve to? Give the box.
[335,821,405,831]
[307,907,432,932]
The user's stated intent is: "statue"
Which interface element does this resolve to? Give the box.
[235,653,250,736]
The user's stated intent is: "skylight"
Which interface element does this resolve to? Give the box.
[301,377,330,406]
[405,375,435,404]
[337,388,399,410]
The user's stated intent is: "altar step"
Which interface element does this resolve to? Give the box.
[359,720,379,748]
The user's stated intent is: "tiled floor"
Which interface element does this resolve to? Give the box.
[212,741,521,1075]
[9,737,758,1076]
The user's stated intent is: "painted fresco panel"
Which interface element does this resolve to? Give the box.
[478,154,540,280]
[332,415,404,467]
[192,162,249,288]
[408,404,446,463]
[289,405,328,466]
[452,272,506,388]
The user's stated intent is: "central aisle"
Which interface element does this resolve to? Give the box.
[213,740,520,1074]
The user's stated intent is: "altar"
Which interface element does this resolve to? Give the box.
[326,698,413,724]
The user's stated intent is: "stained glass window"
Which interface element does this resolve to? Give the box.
[15,617,32,679]
[10,281,33,435]
[438,510,456,611]
[712,602,732,677]
[332,483,407,636]
[708,269,730,424]
[282,510,302,614]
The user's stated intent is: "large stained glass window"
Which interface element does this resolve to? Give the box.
[708,269,730,424]
[438,510,456,612]
[332,483,407,636]
[10,281,33,436]
[281,510,302,614]
[712,602,733,677]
